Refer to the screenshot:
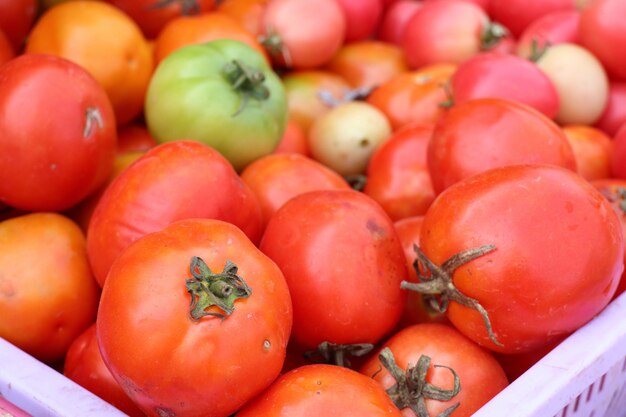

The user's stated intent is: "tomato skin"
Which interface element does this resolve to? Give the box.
[516,10,580,59]
[87,140,263,287]
[260,190,408,349]
[451,52,560,119]
[116,123,158,154]
[64,325,145,417]
[360,324,508,417]
[612,125,626,179]
[420,164,623,353]
[335,0,383,42]
[217,0,270,36]
[0,213,100,363]
[562,125,612,181]
[488,0,575,38]
[273,119,310,156]
[237,364,404,417]
[0,54,116,212]
[427,98,576,194]
[377,0,422,45]
[595,82,626,137]
[145,39,287,172]
[97,218,292,417]
[0,0,38,51]
[364,124,436,221]
[0,29,14,66]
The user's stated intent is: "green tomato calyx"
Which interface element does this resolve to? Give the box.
[185,256,252,321]
[223,60,271,116]
[379,347,461,417]
[303,342,374,369]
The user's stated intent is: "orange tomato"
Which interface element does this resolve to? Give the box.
[116,123,158,154]
[562,125,613,181]
[25,1,154,126]
[273,119,310,156]
[218,0,270,36]
[325,41,408,89]
[154,11,268,64]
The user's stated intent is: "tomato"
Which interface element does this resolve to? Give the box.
[377,0,422,46]
[535,43,609,125]
[0,54,116,212]
[272,119,309,156]
[240,153,350,228]
[97,218,292,417]
[516,10,580,60]
[325,41,408,90]
[237,364,403,417]
[494,338,564,382]
[427,98,576,194]
[217,0,270,36]
[488,0,575,38]
[367,64,456,130]
[260,0,346,69]
[451,52,560,119]
[595,82,626,137]
[360,324,508,417]
[308,101,392,176]
[106,0,216,39]
[260,189,408,349]
[0,28,14,66]
[402,0,505,69]
[64,325,145,417]
[612,125,626,179]
[412,164,623,353]
[116,123,158,153]
[87,140,263,286]
[334,0,383,42]
[145,39,287,171]
[282,70,350,133]
[26,1,154,126]
[579,0,626,81]
[364,123,435,221]
[0,0,38,51]
[562,125,612,181]
[153,12,268,64]
[0,213,100,363]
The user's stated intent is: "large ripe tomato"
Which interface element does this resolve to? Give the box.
[26,1,154,126]
[0,0,38,51]
[412,164,623,353]
[97,218,292,417]
[145,39,287,171]
[0,54,116,212]
[488,0,575,38]
[334,0,383,42]
[516,10,580,60]
[579,0,626,81]
[428,98,576,194]
[0,213,100,363]
[595,82,626,137]
[360,324,508,417]
[64,325,144,417]
[260,189,408,350]
[106,0,216,39]
[364,123,436,221]
[87,140,263,286]
[260,0,346,69]
[562,125,612,181]
[236,364,403,417]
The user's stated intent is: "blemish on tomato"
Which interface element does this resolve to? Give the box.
[366,219,387,239]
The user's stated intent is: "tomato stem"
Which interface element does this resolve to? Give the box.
[528,38,550,62]
[304,342,374,368]
[223,60,271,116]
[185,257,252,321]
[480,21,509,51]
[258,28,293,67]
[401,244,503,347]
[378,347,461,417]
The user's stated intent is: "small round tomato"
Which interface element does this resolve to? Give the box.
[595,82,626,137]
[360,324,509,417]
[116,123,158,153]
[97,218,292,417]
[334,0,383,42]
[217,0,270,36]
[237,364,403,417]
[611,125,626,179]
[0,213,100,363]
[489,0,575,38]
[0,54,116,212]
[516,10,580,60]
[64,325,145,417]
[427,98,576,194]
[562,125,612,181]
[0,0,38,51]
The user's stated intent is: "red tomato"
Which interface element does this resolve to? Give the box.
[377,0,422,45]
[364,123,436,221]
[0,213,100,363]
[260,0,346,69]
[489,0,575,38]
[334,0,383,42]
[414,164,623,353]
[217,0,270,36]
[116,123,158,154]
[367,64,456,130]
[579,0,626,81]
[240,153,350,228]
[64,325,144,417]
[97,218,292,417]
[494,338,564,382]
[106,0,216,39]
[87,140,263,286]
[516,10,580,59]
[260,190,408,349]
[272,118,310,156]
[237,364,403,417]
[611,125,626,179]
[562,125,612,181]
[360,324,509,417]
[0,0,37,51]
[427,98,576,194]
[0,54,116,212]
[595,82,626,137]
[451,52,560,119]
[0,28,14,66]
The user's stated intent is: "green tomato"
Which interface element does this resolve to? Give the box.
[145,39,288,171]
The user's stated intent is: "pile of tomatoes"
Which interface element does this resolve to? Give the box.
[1,0,626,416]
